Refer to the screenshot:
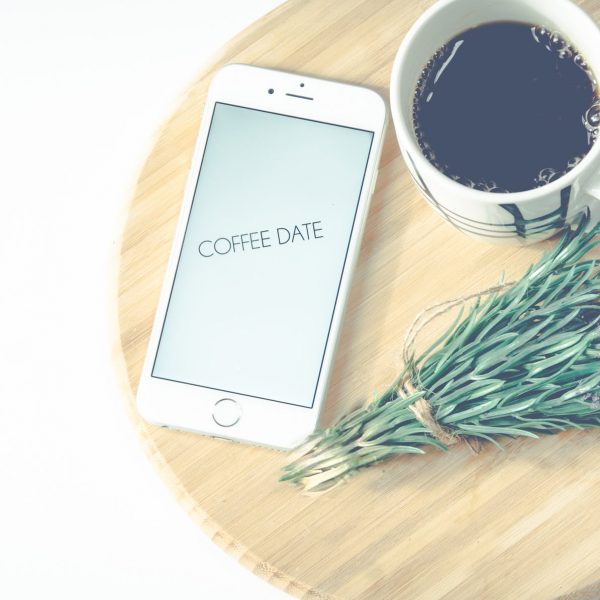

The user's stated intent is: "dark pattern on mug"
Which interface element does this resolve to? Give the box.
[500,186,571,238]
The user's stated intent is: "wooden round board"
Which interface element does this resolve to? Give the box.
[113,1,600,598]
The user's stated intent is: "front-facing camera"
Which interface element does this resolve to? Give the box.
[268,88,274,94]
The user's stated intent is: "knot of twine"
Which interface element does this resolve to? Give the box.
[399,378,463,447]
[405,388,482,454]
[408,397,460,447]
[397,280,517,455]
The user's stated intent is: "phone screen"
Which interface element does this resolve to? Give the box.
[152,102,374,408]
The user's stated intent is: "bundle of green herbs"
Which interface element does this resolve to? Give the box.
[282,216,600,493]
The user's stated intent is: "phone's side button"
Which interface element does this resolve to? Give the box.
[212,398,242,427]
[366,170,378,199]
[371,170,379,197]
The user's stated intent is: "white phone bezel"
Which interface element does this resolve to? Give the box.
[136,63,387,449]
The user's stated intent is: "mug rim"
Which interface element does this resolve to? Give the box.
[390,0,600,205]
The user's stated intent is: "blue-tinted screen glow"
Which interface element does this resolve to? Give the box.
[152,102,373,407]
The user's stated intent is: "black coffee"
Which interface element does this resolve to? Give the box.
[413,21,600,193]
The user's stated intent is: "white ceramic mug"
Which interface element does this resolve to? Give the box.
[390,0,600,243]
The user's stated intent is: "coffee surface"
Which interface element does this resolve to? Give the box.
[413,21,600,193]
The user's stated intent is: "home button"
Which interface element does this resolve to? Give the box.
[212,398,242,427]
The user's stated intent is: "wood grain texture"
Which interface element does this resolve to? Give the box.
[113,1,600,598]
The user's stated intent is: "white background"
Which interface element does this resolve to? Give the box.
[0,1,293,598]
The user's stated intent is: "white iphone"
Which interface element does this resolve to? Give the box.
[137,64,387,449]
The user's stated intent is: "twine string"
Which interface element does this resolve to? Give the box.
[399,281,516,454]
[402,281,514,368]
[408,397,460,446]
